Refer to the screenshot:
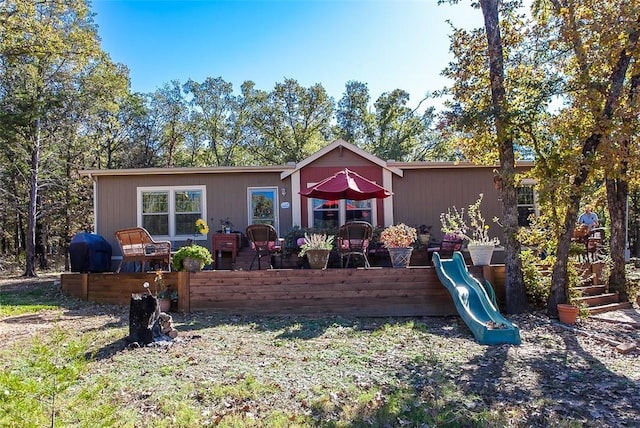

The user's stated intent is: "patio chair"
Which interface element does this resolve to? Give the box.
[427,233,463,262]
[246,224,282,270]
[587,227,605,262]
[337,221,372,268]
[114,227,171,272]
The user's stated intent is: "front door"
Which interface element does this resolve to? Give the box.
[248,187,279,234]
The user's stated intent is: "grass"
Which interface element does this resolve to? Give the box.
[0,279,638,427]
[0,287,60,316]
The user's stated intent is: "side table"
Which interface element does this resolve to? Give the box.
[212,233,239,269]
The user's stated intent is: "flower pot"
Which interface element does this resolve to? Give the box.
[388,247,413,268]
[182,257,203,272]
[467,243,494,266]
[158,297,171,313]
[305,249,331,269]
[418,233,431,245]
[557,303,579,324]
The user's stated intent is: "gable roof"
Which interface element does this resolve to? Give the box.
[280,139,404,179]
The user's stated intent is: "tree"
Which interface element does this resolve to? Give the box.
[335,81,373,146]
[146,81,188,168]
[0,0,105,276]
[364,89,432,162]
[534,0,640,315]
[250,78,334,164]
[183,76,254,167]
[442,0,529,312]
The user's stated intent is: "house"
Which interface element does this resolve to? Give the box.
[80,139,535,263]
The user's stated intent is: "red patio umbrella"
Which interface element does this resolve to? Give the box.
[299,168,392,201]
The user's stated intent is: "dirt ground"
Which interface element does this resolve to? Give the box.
[1,273,639,426]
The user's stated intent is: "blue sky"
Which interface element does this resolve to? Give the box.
[91,0,484,112]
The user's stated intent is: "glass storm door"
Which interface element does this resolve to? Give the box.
[248,188,278,234]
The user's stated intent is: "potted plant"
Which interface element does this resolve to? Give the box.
[557,263,589,324]
[219,217,234,234]
[380,223,417,268]
[298,233,335,269]
[144,270,177,312]
[440,193,500,266]
[172,244,213,272]
[418,224,432,246]
[195,218,209,237]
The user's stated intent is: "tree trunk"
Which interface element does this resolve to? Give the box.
[548,200,581,316]
[479,0,527,313]
[24,116,40,277]
[128,293,159,345]
[603,73,637,302]
[632,191,640,257]
[606,179,628,301]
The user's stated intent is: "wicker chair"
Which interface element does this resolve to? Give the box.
[114,227,171,272]
[246,224,281,270]
[337,221,372,268]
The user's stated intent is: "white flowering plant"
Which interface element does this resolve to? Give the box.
[379,223,417,248]
[298,233,335,257]
[440,193,500,245]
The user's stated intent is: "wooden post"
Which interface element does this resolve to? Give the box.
[177,271,190,312]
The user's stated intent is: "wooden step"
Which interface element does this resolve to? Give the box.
[576,284,607,296]
[574,292,620,307]
[586,301,633,315]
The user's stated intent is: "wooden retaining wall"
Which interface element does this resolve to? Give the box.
[61,265,506,317]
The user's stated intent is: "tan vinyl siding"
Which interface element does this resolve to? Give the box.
[391,167,502,241]
[96,172,291,255]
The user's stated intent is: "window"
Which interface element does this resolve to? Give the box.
[517,182,537,226]
[312,199,340,230]
[346,199,372,223]
[309,198,375,230]
[138,186,206,240]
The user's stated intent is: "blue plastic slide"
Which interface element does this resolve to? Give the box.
[432,252,521,345]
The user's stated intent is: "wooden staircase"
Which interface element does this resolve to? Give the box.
[575,262,633,315]
[574,285,633,314]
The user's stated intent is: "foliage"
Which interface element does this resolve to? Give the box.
[172,244,213,271]
[440,194,499,245]
[0,0,117,276]
[335,80,372,146]
[298,233,335,257]
[0,329,101,427]
[520,250,552,310]
[0,288,58,317]
[362,89,437,161]
[250,78,334,164]
[380,223,417,248]
[418,224,432,235]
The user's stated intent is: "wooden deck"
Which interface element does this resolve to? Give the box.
[61,264,506,317]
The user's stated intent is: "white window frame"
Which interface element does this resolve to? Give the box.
[137,185,207,241]
[305,182,377,228]
[247,187,279,235]
[517,179,539,226]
